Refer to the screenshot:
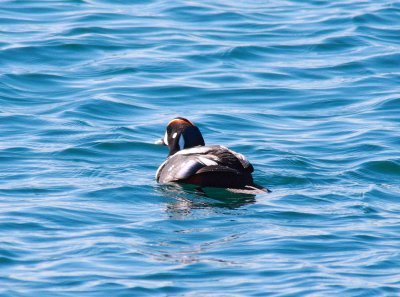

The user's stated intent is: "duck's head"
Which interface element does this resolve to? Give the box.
[156,117,205,156]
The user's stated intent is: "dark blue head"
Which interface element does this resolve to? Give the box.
[159,117,205,156]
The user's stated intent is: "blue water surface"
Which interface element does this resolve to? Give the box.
[1,0,400,296]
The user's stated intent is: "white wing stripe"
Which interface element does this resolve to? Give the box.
[197,156,218,166]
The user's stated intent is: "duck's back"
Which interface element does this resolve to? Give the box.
[156,145,255,188]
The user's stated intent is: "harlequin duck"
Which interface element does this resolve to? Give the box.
[156,117,270,193]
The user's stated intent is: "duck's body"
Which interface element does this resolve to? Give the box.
[156,117,269,193]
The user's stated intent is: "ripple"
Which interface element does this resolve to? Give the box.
[1,0,400,295]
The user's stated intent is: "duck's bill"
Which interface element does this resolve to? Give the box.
[154,138,165,145]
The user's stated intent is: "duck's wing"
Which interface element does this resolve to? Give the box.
[156,146,253,183]
[156,152,220,183]
[228,149,254,173]
[210,146,254,173]
[176,145,253,171]
[156,146,215,183]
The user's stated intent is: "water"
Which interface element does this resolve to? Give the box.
[1,0,400,295]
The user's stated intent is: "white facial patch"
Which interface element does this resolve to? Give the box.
[179,134,185,149]
[163,132,169,145]
[172,132,177,138]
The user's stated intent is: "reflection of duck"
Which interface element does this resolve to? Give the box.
[158,183,256,218]
[156,117,270,194]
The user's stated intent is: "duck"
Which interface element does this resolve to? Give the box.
[155,117,270,193]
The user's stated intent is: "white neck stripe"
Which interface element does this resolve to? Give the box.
[179,134,185,150]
